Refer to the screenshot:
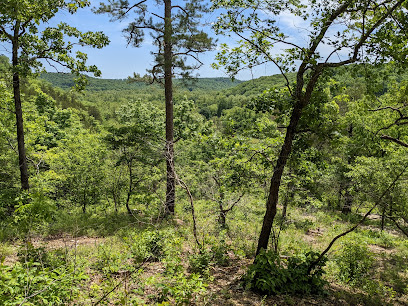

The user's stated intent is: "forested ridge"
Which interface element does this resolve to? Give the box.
[2,0,408,305]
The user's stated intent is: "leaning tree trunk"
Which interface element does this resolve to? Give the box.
[255,60,324,255]
[164,0,175,215]
[12,31,29,191]
[256,99,304,254]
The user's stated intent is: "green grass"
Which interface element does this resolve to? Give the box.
[0,200,407,305]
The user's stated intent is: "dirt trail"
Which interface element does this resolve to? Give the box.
[3,235,106,266]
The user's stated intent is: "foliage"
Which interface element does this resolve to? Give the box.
[156,272,207,305]
[13,192,56,235]
[0,257,86,305]
[95,0,214,81]
[128,230,166,263]
[0,0,109,87]
[188,251,212,276]
[40,72,241,92]
[188,236,230,276]
[336,240,374,286]
[243,249,327,295]
[93,243,130,276]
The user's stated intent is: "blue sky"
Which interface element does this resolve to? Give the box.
[31,1,280,81]
[0,1,346,81]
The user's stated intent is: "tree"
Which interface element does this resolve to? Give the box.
[96,0,215,214]
[212,0,408,255]
[0,0,109,191]
[105,100,163,214]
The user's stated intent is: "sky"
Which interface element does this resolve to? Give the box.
[22,1,280,81]
[0,1,348,81]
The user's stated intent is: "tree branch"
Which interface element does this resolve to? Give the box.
[380,135,408,147]
[307,163,408,274]
[0,24,13,40]
[224,193,245,213]
[234,31,293,96]
[120,0,148,18]
[387,215,408,237]
[176,176,201,249]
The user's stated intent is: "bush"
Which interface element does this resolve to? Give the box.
[188,251,211,276]
[188,234,231,276]
[243,249,327,295]
[128,230,165,263]
[157,272,207,305]
[17,242,48,265]
[336,240,374,285]
[93,243,128,275]
[17,242,67,269]
[13,192,56,234]
[0,259,87,305]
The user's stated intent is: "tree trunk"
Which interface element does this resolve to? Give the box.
[342,125,353,214]
[12,30,29,191]
[218,209,227,228]
[126,159,133,215]
[113,190,118,213]
[82,190,86,213]
[282,180,294,220]
[218,198,227,228]
[342,187,353,214]
[164,0,175,215]
[125,190,132,215]
[381,205,386,231]
[256,100,305,254]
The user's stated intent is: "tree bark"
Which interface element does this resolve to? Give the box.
[126,159,133,215]
[12,23,29,191]
[164,0,175,215]
[219,206,227,228]
[342,125,353,214]
[342,188,353,214]
[256,99,305,254]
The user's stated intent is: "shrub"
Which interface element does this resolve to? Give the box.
[336,240,374,285]
[17,242,67,269]
[210,236,230,266]
[0,260,87,305]
[188,251,211,276]
[243,249,327,295]
[128,230,165,263]
[13,192,56,235]
[17,242,48,265]
[93,243,128,275]
[157,272,207,305]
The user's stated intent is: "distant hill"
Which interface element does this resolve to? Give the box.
[39,73,242,92]
[223,74,296,97]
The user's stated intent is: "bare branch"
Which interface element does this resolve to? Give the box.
[246,25,304,50]
[308,163,408,274]
[177,176,201,249]
[224,193,245,213]
[369,105,405,117]
[119,0,148,18]
[172,5,189,17]
[387,215,408,237]
[173,52,204,66]
[234,31,293,96]
[380,135,408,147]
[0,24,13,40]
